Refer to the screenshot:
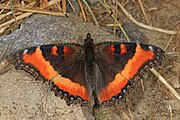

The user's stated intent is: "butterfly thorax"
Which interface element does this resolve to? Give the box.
[84,33,95,63]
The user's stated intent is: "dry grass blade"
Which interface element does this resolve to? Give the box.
[0,0,64,28]
[117,1,178,35]
[0,11,12,20]
[67,0,77,14]
[121,109,131,120]
[0,63,13,75]
[164,35,174,51]
[47,0,61,6]
[99,0,130,42]
[148,102,161,119]
[140,79,145,92]
[81,0,99,27]
[168,104,173,120]
[62,0,66,13]
[150,68,180,101]
[137,0,150,24]
[10,0,17,23]
[0,5,65,16]
[0,12,33,28]
[0,26,9,34]
[113,0,118,35]
[40,0,48,8]
[127,108,133,120]
[77,0,87,21]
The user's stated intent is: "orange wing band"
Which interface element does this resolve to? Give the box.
[53,75,90,101]
[99,45,155,102]
[99,73,128,102]
[23,48,58,80]
[121,45,154,79]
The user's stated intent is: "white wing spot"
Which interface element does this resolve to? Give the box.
[23,49,28,55]
[148,46,154,51]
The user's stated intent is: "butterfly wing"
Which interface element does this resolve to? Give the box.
[14,43,90,104]
[95,42,164,102]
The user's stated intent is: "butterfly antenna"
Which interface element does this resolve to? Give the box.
[91,4,115,39]
[55,2,85,38]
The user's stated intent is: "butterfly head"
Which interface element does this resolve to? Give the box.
[84,33,93,44]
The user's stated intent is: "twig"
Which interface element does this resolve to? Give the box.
[0,25,9,34]
[77,0,87,21]
[47,0,61,7]
[148,102,161,119]
[140,79,145,92]
[62,0,66,13]
[10,0,17,23]
[117,1,178,35]
[150,68,180,101]
[99,0,130,42]
[121,109,131,120]
[0,12,33,28]
[67,0,77,15]
[0,0,64,28]
[0,5,65,16]
[128,108,133,120]
[113,0,118,35]
[0,62,13,75]
[168,104,173,120]
[0,11,12,20]
[164,35,174,51]
[0,1,9,14]
[40,0,48,8]
[137,0,150,24]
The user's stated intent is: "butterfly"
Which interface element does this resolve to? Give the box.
[14,33,164,107]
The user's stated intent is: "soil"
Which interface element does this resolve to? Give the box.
[0,0,180,120]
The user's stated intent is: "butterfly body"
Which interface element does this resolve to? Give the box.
[14,33,164,106]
